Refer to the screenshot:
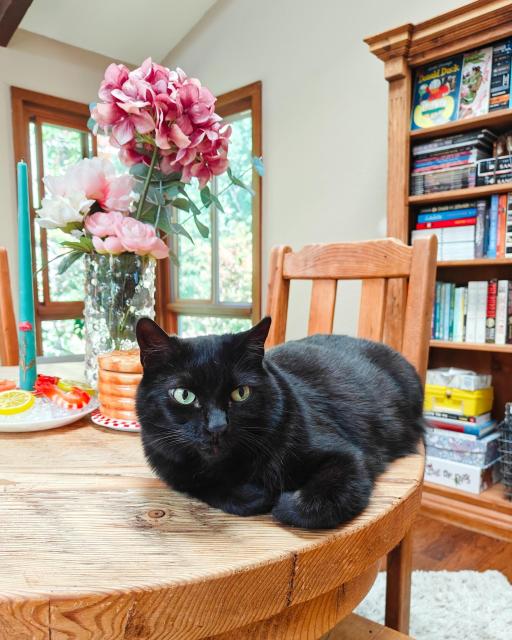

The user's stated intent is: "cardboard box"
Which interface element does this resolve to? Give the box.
[425,455,501,494]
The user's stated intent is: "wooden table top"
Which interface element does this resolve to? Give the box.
[0,363,424,639]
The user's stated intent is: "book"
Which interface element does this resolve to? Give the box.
[415,217,476,230]
[508,281,512,344]
[506,194,512,258]
[453,287,465,342]
[442,283,452,340]
[411,56,463,130]
[425,410,492,425]
[495,280,509,344]
[417,207,477,223]
[474,199,486,258]
[489,39,512,110]
[441,242,475,261]
[487,194,499,258]
[475,280,489,343]
[426,418,496,438]
[412,130,496,156]
[434,282,442,339]
[485,278,498,343]
[497,194,507,257]
[458,47,493,119]
[465,281,479,342]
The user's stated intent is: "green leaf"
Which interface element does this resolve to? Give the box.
[79,236,94,251]
[172,198,190,212]
[200,186,212,207]
[194,216,209,238]
[170,222,194,243]
[139,204,159,224]
[252,155,265,176]
[230,174,255,196]
[210,193,224,213]
[61,241,87,252]
[57,251,83,275]
[155,209,172,235]
[168,248,180,266]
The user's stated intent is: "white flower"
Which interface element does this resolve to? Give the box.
[36,191,94,230]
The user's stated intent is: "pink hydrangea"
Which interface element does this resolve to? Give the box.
[91,58,231,188]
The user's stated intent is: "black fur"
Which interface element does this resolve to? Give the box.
[135,317,425,529]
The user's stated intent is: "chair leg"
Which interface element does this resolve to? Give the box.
[385,532,413,634]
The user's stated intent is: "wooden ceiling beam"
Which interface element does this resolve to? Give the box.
[0,0,33,47]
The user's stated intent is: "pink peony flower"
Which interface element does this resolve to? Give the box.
[103,174,133,211]
[92,235,124,255]
[85,211,125,237]
[115,217,168,259]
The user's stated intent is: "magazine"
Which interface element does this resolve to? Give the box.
[458,47,493,119]
[411,56,463,130]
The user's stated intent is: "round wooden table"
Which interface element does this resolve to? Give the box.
[0,366,423,640]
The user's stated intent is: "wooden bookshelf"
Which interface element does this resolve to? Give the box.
[366,1,512,541]
[431,340,512,353]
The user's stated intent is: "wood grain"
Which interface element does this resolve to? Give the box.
[0,363,424,639]
[358,279,387,341]
[323,613,413,639]
[308,280,337,335]
[0,248,17,366]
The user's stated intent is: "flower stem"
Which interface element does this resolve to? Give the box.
[136,146,159,219]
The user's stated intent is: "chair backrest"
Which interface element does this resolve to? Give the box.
[0,247,18,366]
[265,237,437,383]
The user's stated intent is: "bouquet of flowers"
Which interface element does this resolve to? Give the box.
[36,58,261,270]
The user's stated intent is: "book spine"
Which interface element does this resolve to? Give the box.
[487,194,499,258]
[453,287,462,342]
[506,194,512,258]
[497,194,507,257]
[475,281,489,344]
[485,279,498,343]
[496,280,509,345]
[508,281,512,344]
[417,208,477,223]
[465,281,478,343]
[415,217,476,230]
[475,199,486,258]
[462,286,468,342]
[448,284,456,340]
[443,283,452,341]
[434,282,442,340]
[424,410,489,424]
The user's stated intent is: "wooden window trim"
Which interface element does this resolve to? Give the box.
[157,81,262,334]
[11,87,94,353]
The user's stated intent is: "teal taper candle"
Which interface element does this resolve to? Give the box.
[17,160,37,390]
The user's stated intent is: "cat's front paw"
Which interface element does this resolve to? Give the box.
[272,491,344,529]
[215,483,274,517]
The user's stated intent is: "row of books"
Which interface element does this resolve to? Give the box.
[410,129,495,195]
[432,280,512,344]
[411,196,512,260]
[424,368,500,495]
[411,39,511,130]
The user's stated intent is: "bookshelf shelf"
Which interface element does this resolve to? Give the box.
[409,183,512,206]
[438,258,512,267]
[430,340,512,353]
[410,107,512,141]
[366,2,512,542]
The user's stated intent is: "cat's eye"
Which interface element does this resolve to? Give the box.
[231,385,251,402]
[170,388,196,405]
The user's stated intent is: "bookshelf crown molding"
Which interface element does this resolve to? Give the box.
[365,0,512,67]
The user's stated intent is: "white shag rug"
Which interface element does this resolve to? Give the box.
[356,570,512,640]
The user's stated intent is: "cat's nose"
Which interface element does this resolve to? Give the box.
[206,409,228,434]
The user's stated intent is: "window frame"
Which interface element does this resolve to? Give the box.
[11,87,96,354]
[157,81,262,334]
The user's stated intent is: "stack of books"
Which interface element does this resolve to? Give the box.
[410,130,495,195]
[411,193,512,259]
[424,368,501,494]
[432,279,512,344]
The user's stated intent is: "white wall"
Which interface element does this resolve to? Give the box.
[0,30,115,298]
[164,0,467,339]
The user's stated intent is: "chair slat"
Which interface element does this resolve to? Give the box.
[308,279,337,335]
[265,245,292,349]
[0,248,18,366]
[358,278,387,342]
[283,239,412,280]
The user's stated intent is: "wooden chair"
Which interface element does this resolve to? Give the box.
[266,236,437,634]
[0,247,17,366]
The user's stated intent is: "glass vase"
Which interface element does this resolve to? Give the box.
[84,253,156,386]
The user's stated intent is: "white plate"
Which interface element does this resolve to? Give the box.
[0,397,99,432]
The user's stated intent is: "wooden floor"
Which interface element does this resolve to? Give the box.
[411,515,512,581]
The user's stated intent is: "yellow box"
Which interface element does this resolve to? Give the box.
[424,384,493,417]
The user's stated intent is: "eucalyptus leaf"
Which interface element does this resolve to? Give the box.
[170,222,194,243]
[230,174,255,196]
[156,209,172,234]
[57,251,83,275]
[172,198,190,212]
[210,193,224,213]
[130,163,150,178]
[200,186,211,207]
[194,216,210,238]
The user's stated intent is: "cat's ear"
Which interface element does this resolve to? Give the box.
[136,318,180,370]
[236,316,272,359]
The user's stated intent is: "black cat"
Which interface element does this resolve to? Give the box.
[135,317,425,529]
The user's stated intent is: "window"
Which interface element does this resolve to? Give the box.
[161,82,262,336]
[11,88,116,357]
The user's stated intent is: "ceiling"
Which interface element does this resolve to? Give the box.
[20,0,217,64]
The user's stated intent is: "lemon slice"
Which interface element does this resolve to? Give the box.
[57,379,95,395]
[0,390,35,415]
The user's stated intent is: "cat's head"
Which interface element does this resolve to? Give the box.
[135,317,272,461]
